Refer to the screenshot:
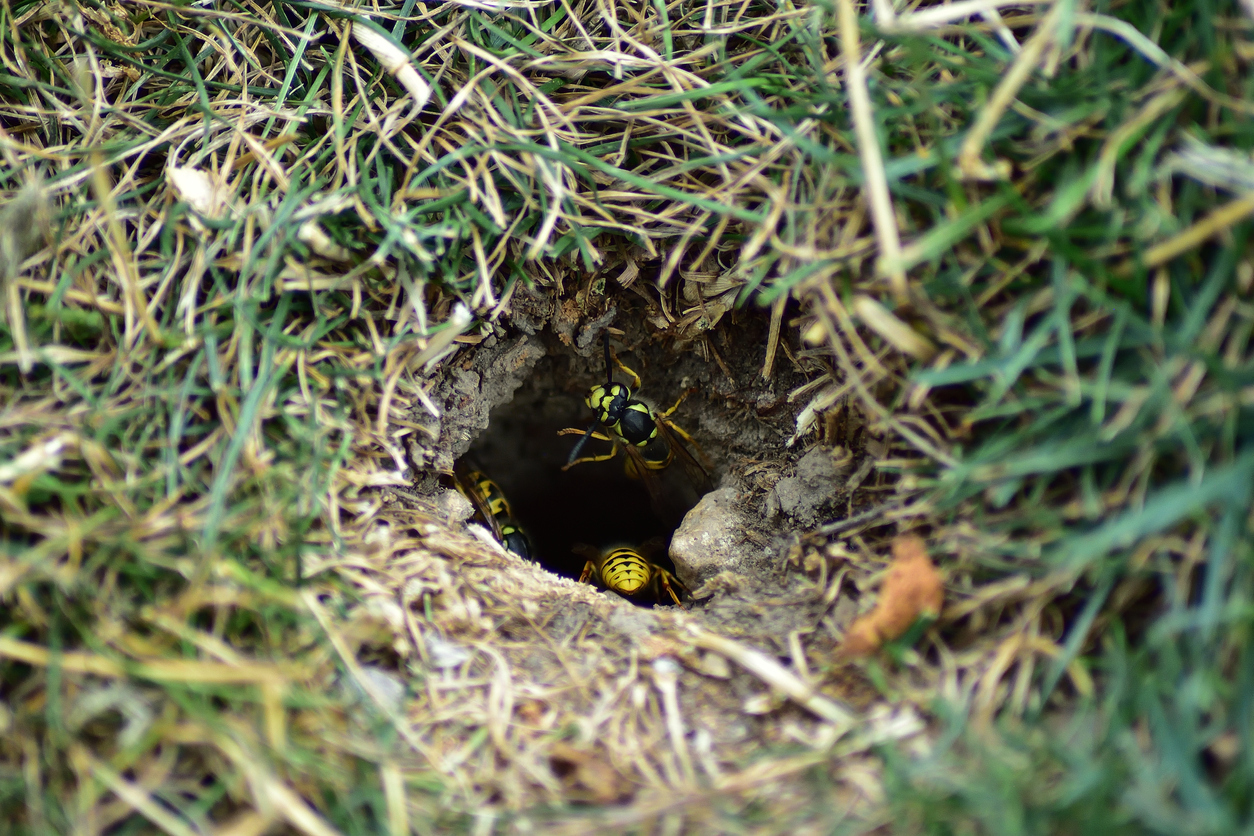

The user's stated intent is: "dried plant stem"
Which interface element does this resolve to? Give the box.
[69,746,202,836]
[686,625,856,732]
[958,1,1064,180]
[815,289,958,467]
[836,0,906,305]
[762,294,786,379]
[300,590,441,768]
[1139,192,1254,271]
[653,658,697,788]
[888,0,1051,31]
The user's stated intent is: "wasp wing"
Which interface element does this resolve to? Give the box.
[453,464,504,543]
[652,418,713,495]
[620,439,701,528]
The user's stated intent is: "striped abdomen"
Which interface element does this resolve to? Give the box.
[599,547,654,595]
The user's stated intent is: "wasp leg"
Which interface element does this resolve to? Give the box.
[662,416,709,462]
[557,429,622,470]
[664,419,699,448]
[563,445,619,470]
[652,392,713,473]
[623,453,641,481]
[557,428,614,440]
[656,390,690,420]
[655,567,686,608]
[578,561,598,585]
[610,349,643,391]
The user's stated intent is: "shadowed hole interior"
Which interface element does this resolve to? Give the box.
[467,347,683,588]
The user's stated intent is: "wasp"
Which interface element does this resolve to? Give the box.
[454,465,533,560]
[573,542,687,607]
[559,334,711,523]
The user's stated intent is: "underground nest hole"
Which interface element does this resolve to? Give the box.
[414,300,825,616]
[462,333,708,602]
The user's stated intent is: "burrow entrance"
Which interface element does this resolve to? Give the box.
[466,358,675,581]
[425,290,840,607]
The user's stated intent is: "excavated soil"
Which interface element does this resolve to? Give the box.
[333,283,945,824]
[395,285,896,686]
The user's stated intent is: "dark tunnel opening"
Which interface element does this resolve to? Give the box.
[463,345,692,598]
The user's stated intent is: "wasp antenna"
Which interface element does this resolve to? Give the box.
[602,331,613,383]
[565,420,600,466]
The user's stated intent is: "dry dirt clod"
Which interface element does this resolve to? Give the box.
[837,534,944,658]
[669,487,752,588]
[772,445,852,526]
[549,742,631,804]
[434,487,474,526]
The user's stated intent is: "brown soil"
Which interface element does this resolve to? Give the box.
[357,285,918,825]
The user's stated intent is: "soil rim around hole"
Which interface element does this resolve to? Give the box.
[405,292,887,637]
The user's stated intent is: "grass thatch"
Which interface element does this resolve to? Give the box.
[2,0,1254,832]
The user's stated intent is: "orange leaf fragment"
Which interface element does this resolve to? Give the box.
[838,535,944,658]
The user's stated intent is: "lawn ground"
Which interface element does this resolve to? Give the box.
[1,0,1253,833]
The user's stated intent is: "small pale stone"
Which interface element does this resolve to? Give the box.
[669,487,748,587]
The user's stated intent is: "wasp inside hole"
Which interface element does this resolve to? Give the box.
[558,333,713,528]
[454,463,534,561]
[573,541,688,608]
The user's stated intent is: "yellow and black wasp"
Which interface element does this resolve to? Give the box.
[573,542,687,607]
[454,465,533,560]
[559,334,711,523]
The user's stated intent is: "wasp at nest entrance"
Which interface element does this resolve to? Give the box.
[559,333,713,530]
[461,330,715,607]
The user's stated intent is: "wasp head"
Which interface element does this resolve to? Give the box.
[586,381,632,423]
